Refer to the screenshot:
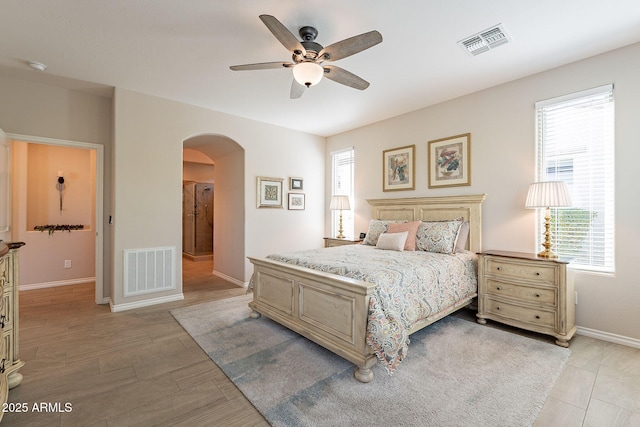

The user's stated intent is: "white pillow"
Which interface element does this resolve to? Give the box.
[376,231,408,251]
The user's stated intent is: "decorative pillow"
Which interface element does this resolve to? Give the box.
[416,218,464,254]
[387,221,421,251]
[376,231,408,251]
[362,220,402,246]
[454,221,470,252]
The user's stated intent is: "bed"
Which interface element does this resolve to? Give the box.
[248,194,486,382]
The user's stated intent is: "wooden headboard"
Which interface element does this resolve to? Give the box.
[366,194,487,253]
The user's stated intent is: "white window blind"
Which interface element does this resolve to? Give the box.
[535,84,615,272]
[331,147,354,238]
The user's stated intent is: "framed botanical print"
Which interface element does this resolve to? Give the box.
[382,145,415,191]
[288,193,305,210]
[289,177,303,191]
[428,133,471,188]
[256,176,284,208]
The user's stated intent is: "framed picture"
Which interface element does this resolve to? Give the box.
[256,176,284,208]
[289,177,303,191]
[428,133,471,188]
[383,145,415,191]
[288,193,305,210]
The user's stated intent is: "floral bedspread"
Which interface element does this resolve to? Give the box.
[266,245,478,374]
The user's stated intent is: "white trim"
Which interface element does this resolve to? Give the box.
[0,131,10,233]
[212,269,246,288]
[535,83,614,108]
[577,326,640,350]
[109,293,184,312]
[19,277,96,291]
[7,132,105,305]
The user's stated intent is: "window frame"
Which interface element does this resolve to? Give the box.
[330,147,355,239]
[534,84,615,273]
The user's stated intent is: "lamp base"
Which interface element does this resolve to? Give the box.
[336,210,345,239]
[538,207,558,259]
[537,249,558,259]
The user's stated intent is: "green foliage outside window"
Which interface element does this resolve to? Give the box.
[551,208,597,256]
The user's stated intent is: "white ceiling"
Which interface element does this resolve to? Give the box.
[2,1,640,137]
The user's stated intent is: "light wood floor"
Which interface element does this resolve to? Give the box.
[4,259,269,427]
[4,259,640,426]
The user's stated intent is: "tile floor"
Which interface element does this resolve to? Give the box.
[3,258,639,426]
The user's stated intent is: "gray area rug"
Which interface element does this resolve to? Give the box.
[171,294,570,427]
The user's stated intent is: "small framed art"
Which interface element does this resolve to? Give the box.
[256,176,284,208]
[288,193,305,210]
[383,144,415,191]
[428,133,471,188]
[289,177,303,191]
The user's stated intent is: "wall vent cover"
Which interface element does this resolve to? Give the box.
[124,246,176,297]
[458,24,511,56]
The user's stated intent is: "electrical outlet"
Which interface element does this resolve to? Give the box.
[64,260,72,269]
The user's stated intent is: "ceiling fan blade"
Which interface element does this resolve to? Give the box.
[259,15,307,56]
[322,65,370,90]
[318,30,382,62]
[230,61,293,71]
[290,80,305,99]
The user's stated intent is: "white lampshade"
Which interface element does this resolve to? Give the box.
[292,62,324,87]
[525,181,572,208]
[330,195,351,211]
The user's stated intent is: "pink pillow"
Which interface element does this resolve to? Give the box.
[387,221,421,251]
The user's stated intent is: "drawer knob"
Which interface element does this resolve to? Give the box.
[496,267,502,271]
[496,306,501,310]
[535,315,541,319]
[535,272,541,276]
[496,286,502,291]
[535,293,541,298]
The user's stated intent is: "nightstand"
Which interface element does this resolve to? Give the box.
[476,250,576,347]
[323,237,363,248]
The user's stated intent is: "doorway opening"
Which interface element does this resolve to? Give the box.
[6,133,104,303]
[182,182,214,261]
[182,134,245,286]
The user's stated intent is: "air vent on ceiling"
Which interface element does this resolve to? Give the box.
[458,24,511,56]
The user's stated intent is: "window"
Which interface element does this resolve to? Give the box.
[331,148,354,238]
[535,85,615,272]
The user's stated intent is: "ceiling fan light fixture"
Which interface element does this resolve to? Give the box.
[292,62,323,87]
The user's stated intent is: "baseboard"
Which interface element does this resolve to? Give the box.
[20,277,96,291]
[577,326,640,349]
[211,270,247,288]
[109,293,184,312]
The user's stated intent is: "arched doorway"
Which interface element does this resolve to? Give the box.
[182,134,245,286]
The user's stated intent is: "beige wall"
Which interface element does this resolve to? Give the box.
[0,74,112,296]
[111,88,325,309]
[183,162,214,184]
[326,42,640,343]
[13,142,96,286]
[26,144,93,229]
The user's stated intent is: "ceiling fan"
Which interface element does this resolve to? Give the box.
[230,15,383,99]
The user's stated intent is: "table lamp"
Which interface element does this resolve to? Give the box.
[329,195,351,239]
[525,181,572,258]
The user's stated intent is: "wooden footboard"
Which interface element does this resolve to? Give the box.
[248,194,486,382]
[248,256,379,382]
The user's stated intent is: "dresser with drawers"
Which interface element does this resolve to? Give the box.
[0,241,25,423]
[476,250,576,347]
